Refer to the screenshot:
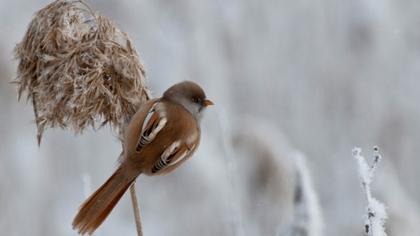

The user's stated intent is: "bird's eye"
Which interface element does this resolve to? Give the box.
[192,97,200,103]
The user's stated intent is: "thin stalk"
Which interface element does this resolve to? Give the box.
[130,183,143,236]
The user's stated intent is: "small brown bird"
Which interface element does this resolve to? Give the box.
[72,81,213,235]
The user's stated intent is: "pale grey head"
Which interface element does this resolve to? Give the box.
[163,81,214,122]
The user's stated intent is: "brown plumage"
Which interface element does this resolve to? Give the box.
[72,81,213,235]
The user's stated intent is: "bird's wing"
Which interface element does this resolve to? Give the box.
[136,102,167,152]
[151,141,195,174]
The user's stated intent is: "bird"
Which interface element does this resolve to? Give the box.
[72,81,213,235]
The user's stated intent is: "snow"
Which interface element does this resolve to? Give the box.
[353,147,388,236]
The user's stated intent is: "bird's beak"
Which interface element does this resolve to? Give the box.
[203,99,214,107]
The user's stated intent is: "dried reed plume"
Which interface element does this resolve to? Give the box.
[14,0,150,144]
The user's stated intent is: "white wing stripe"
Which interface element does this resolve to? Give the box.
[161,141,181,162]
[141,103,157,132]
[145,117,167,141]
[137,102,167,151]
[168,150,188,166]
[151,141,191,173]
[161,141,190,166]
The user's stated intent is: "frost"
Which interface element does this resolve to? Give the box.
[368,198,388,236]
[353,147,388,236]
[288,152,323,236]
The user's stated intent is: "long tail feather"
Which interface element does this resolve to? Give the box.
[73,167,134,235]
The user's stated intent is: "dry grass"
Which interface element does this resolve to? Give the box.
[14,0,150,144]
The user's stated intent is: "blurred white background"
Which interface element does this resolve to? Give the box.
[1,0,420,235]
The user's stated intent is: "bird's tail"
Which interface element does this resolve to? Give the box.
[72,167,134,235]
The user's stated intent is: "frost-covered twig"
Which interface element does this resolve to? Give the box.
[353,146,387,236]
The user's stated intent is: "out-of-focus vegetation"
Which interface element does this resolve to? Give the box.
[1,1,420,235]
